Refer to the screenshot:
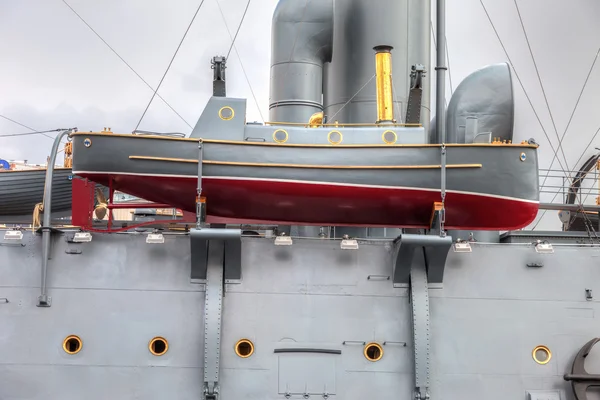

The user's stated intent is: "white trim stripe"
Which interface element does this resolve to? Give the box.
[73,170,540,205]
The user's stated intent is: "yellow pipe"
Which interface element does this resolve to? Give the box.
[374,45,394,123]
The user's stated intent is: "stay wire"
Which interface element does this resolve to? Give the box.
[328,74,376,122]
[61,0,192,129]
[215,0,264,123]
[430,21,449,107]
[0,114,53,140]
[513,0,571,178]
[538,46,600,193]
[134,0,207,131]
[479,0,569,177]
[531,125,600,230]
[0,128,64,138]
[226,0,252,60]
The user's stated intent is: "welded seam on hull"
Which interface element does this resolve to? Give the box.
[73,171,540,204]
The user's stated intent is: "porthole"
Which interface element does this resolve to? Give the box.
[364,342,383,362]
[328,130,343,145]
[218,106,235,121]
[532,345,551,365]
[149,336,169,356]
[235,339,255,358]
[382,130,397,145]
[273,129,288,144]
[62,335,82,355]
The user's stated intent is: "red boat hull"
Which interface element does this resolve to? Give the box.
[80,173,539,230]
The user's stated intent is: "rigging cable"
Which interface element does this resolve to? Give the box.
[61,0,192,129]
[479,0,569,178]
[445,37,454,95]
[0,128,65,138]
[0,114,53,140]
[226,0,251,60]
[134,0,207,131]
[538,46,600,195]
[531,126,600,230]
[430,21,454,96]
[513,0,571,178]
[531,48,600,229]
[513,0,596,238]
[328,74,376,122]
[430,21,452,107]
[214,0,264,123]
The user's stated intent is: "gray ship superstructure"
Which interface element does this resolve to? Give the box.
[1,0,600,400]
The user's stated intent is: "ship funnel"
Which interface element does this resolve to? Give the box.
[374,45,394,123]
[268,0,334,123]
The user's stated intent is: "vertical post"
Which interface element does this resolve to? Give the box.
[38,128,73,307]
[196,140,206,228]
[374,45,395,124]
[211,56,227,97]
[107,178,114,231]
[436,0,447,236]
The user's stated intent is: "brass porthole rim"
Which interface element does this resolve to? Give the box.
[532,345,551,365]
[364,342,383,362]
[62,335,83,355]
[235,338,255,358]
[218,106,235,121]
[148,336,169,356]
[273,129,289,144]
[382,130,398,145]
[328,130,343,145]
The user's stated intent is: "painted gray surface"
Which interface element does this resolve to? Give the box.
[267,0,430,127]
[0,168,73,217]
[324,0,430,128]
[71,133,539,202]
[1,232,600,399]
[190,96,247,140]
[268,0,333,123]
[430,63,515,144]
[192,95,427,144]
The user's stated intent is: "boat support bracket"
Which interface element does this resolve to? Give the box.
[190,228,242,282]
[197,230,242,400]
[392,234,452,287]
[393,233,452,400]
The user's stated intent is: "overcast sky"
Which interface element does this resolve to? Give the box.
[1,0,599,229]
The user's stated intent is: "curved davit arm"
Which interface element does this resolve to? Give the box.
[268,0,334,123]
[430,62,514,144]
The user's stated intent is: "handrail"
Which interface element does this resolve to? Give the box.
[264,121,422,128]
